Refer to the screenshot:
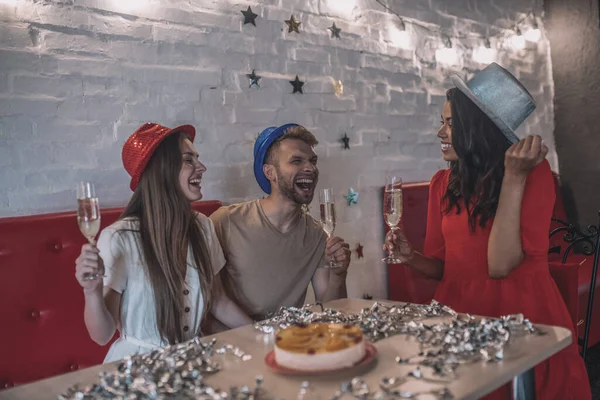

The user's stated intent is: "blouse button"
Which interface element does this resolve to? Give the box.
[183,325,189,332]
[183,289,189,295]
[184,307,190,313]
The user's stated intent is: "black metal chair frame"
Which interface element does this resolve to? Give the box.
[548,213,600,361]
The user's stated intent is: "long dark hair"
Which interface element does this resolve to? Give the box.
[443,88,512,230]
[120,132,213,344]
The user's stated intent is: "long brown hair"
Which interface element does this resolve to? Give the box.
[120,132,213,344]
[443,88,512,230]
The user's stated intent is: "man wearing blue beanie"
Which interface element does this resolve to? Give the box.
[208,124,351,329]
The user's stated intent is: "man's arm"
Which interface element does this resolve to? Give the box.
[311,235,350,302]
[311,267,347,303]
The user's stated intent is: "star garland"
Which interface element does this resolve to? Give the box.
[341,133,350,149]
[247,70,261,88]
[285,14,301,33]
[328,22,341,39]
[345,188,359,206]
[356,243,364,259]
[241,6,258,26]
[290,75,304,94]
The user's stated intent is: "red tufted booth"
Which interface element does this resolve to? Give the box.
[387,175,600,350]
[0,200,222,390]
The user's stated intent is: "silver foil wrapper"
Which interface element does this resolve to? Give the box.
[403,313,543,378]
[256,301,543,399]
[254,301,455,341]
[58,337,256,400]
[58,301,542,400]
[330,377,454,399]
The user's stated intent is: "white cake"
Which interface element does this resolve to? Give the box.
[274,322,366,371]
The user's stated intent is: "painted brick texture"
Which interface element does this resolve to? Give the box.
[0,0,552,299]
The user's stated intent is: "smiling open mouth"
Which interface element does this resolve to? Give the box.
[189,178,202,188]
[295,178,315,192]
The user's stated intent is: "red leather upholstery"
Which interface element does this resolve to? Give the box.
[0,200,222,389]
[386,177,583,336]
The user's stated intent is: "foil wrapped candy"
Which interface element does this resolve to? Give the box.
[254,301,456,340]
[255,301,543,399]
[58,301,543,400]
[399,312,543,378]
[58,337,256,400]
[328,377,453,399]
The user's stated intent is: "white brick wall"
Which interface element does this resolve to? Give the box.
[0,0,553,300]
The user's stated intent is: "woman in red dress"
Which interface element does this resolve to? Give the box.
[385,63,591,399]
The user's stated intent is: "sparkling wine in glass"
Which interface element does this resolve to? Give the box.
[319,188,338,268]
[77,181,102,280]
[382,176,403,263]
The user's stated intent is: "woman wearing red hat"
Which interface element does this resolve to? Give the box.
[385,63,591,399]
[74,123,253,363]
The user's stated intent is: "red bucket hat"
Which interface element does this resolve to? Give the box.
[122,122,196,191]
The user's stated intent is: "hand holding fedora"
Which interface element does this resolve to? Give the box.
[504,135,548,178]
[451,62,536,144]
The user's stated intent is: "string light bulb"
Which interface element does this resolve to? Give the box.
[436,37,459,65]
[388,18,411,49]
[398,18,406,31]
[327,0,356,18]
[111,0,148,12]
[376,1,540,60]
[525,18,541,42]
[510,27,526,50]
[473,37,497,64]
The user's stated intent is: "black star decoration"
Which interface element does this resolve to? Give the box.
[341,133,350,149]
[362,293,373,300]
[328,22,341,39]
[241,6,258,26]
[285,14,301,33]
[290,75,304,94]
[247,69,261,88]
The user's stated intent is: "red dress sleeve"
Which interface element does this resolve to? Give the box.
[424,169,449,261]
[521,159,556,257]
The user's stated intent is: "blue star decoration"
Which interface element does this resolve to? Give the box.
[290,75,304,94]
[247,69,261,88]
[345,188,358,206]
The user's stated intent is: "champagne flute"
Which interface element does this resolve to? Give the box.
[382,176,403,264]
[77,181,102,281]
[319,188,338,268]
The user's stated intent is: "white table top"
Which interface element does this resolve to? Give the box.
[0,298,572,400]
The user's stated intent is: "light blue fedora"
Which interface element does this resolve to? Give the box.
[451,62,536,144]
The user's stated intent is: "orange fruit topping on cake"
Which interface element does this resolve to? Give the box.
[274,323,366,371]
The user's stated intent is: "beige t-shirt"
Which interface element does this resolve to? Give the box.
[210,199,327,321]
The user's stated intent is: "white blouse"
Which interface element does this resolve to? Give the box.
[97,213,225,363]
